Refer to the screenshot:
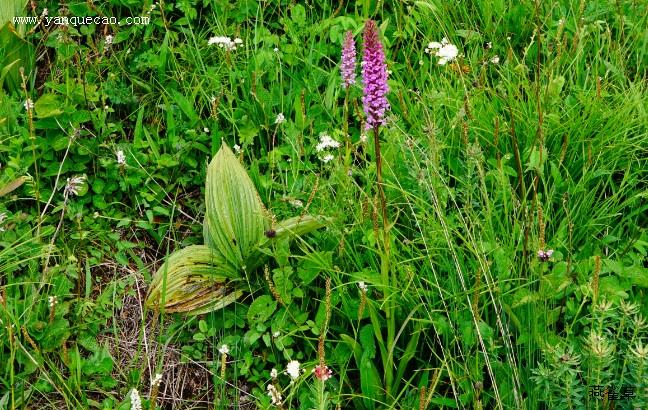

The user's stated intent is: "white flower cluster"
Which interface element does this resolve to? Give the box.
[286,360,300,380]
[425,38,459,65]
[116,150,126,165]
[267,384,282,405]
[315,134,340,152]
[315,133,340,163]
[218,344,229,355]
[275,113,286,124]
[48,296,58,308]
[208,36,243,50]
[130,388,142,410]
[150,372,163,387]
[64,175,86,197]
[24,99,34,111]
[358,281,368,292]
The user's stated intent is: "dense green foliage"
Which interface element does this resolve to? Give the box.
[1,0,647,409]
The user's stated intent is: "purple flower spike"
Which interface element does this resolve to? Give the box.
[361,20,389,129]
[341,31,356,88]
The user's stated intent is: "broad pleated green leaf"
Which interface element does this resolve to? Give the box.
[203,142,268,267]
[146,245,242,314]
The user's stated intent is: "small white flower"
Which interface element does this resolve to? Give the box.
[105,35,114,45]
[359,134,368,143]
[116,150,126,165]
[419,60,424,65]
[436,43,459,65]
[315,134,340,152]
[48,296,57,308]
[320,154,335,163]
[270,368,278,378]
[208,36,240,51]
[64,175,86,197]
[358,281,368,292]
[218,344,229,355]
[275,113,285,124]
[485,41,492,49]
[204,127,210,133]
[42,8,48,17]
[273,47,279,52]
[130,388,142,410]
[286,360,300,379]
[288,199,303,209]
[267,384,282,405]
[233,144,241,154]
[490,55,500,64]
[24,99,34,111]
[150,372,163,387]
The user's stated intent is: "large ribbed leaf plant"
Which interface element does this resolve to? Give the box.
[146,142,325,315]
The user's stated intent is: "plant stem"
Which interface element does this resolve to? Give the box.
[373,125,394,396]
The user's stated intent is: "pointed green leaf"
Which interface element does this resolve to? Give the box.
[204,142,268,267]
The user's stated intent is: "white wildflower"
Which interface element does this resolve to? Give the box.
[42,8,48,17]
[24,99,34,111]
[359,133,368,143]
[286,360,300,380]
[315,134,341,152]
[116,150,126,165]
[48,296,57,308]
[267,384,282,405]
[130,388,142,410]
[275,113,285,124]
[203,127,210,133]
[105,35,114,45]
[64,175,86,197]
[490,55,500,64]
[218,344,229,355]
[270,368,278,378]
[150,373,163,387]
[425,38,459,65]
[358,281,368,292]
[486,41,492,49]
[208,36,240,51]
[436,45,459,65]
[320,154,335,163]
[273,47,279,52]
[233,144,241,154]
[288,199,303,208]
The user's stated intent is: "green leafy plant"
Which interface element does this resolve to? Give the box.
[146,142,326,314]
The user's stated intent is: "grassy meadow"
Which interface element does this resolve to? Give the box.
[1,0,647,409]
